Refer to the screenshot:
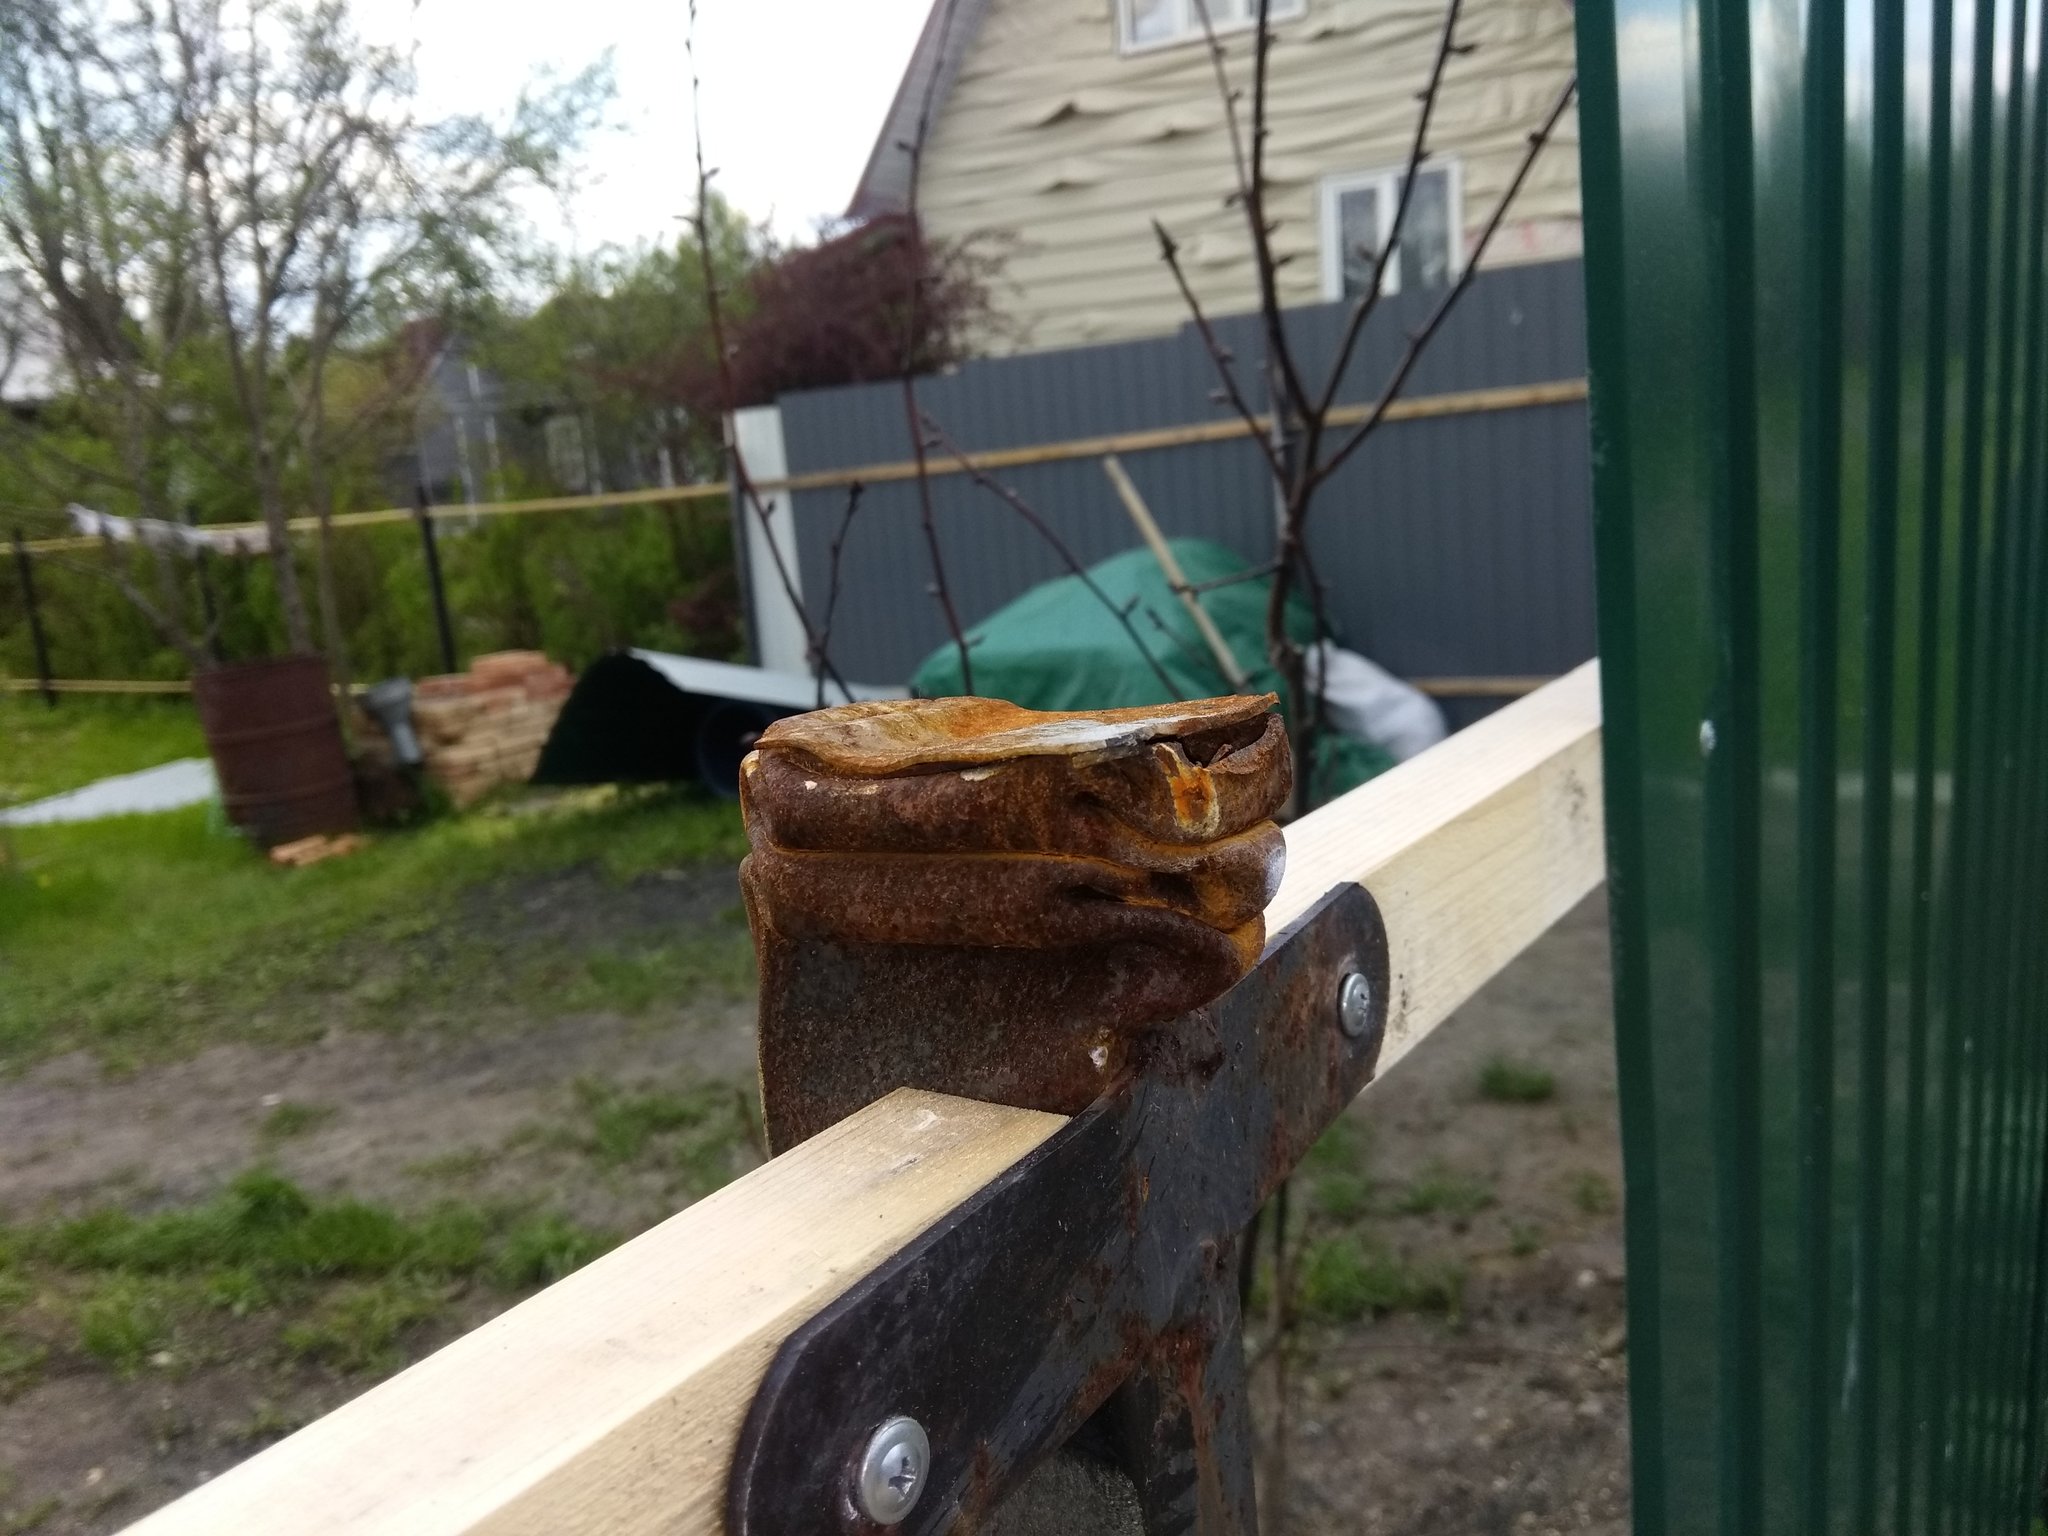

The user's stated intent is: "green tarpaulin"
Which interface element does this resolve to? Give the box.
[912,539,1392,799]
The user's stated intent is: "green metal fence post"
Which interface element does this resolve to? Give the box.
[1580,0,2048,1521]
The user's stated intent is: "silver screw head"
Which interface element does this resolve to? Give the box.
[1338,972,1373,1038]
[857,1415,930,1525]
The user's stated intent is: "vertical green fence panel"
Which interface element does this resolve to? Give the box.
[1578,0,2048,1517]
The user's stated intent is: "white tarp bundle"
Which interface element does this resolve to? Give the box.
[1310,642,1448,762]
[67,503,271,557]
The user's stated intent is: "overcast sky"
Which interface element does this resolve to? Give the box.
[354,0,934,250]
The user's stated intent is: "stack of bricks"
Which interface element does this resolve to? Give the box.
[362,651,574,808]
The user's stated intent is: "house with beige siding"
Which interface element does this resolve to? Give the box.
[852,0,1581,353]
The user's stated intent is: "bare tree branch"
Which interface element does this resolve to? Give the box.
[40,538,212,672]
[1150,218,1289,483]
[1311,0,1468,418]
[1186,558,1282,595]
[896,0,975,692]
[921,413,1185,700]
[684,0,850,698]
[813,482,865,709]
[1190,0,1313,419]
[1157,4,1574,834]
[1311,74,1577,489]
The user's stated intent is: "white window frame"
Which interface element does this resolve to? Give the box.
[1116,0,1307,56]
[1317,158,1464,301]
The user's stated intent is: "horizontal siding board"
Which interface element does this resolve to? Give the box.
[912,0,1580,351]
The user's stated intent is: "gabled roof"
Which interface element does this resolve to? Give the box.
[847,0,995,220]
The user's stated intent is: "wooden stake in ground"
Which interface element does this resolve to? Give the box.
[1102,455,1251,692]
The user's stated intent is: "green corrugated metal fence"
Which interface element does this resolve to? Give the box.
[1578,0,2048,1519]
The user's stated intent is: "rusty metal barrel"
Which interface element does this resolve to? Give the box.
[193,655,359,847]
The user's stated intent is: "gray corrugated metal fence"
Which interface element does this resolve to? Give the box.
[767,257,1592,719]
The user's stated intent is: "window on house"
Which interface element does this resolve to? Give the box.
[1117,0,1306,53]
[1318,161,1461,301]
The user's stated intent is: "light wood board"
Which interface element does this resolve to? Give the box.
[120,662,1606,1536]
[121,1093,1063,1536]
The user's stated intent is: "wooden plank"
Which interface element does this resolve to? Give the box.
[23,378,1588,553]
[771,377,1590,494]
[1267,659,1604,1080]
[1410,674,1556,699]
[118,664,1605,1536]
[122,1092,1063,1536]
[0,676,193,694]
[1102,455,1250,689]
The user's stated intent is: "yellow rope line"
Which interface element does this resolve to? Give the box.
[16,378,1588,555]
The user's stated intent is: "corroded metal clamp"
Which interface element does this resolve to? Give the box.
[738,695,1293,1150]
[731,697,1387,1536]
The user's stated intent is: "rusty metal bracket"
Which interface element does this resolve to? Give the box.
[728,881,1390,1536]
[739,695,1294,1152]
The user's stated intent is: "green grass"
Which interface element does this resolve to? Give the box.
[279,1279,448,1374]
[1476,1056,1557,1104]
[0,696,206,805]
[1293,1116,1379,1221]
[489,1213,616,1288]
[1296,1237,1465,1324]
[259,1102,336,1142]
[0,1470,54,1531]
[75,1278,176,1373]
[1311,1170,1371,1222]
[1264,1114,1474,1329]
[1303,1117,1368,1172]
[1393,1163,1496,1220]
[20,1170,480,1279]
[217,1398,303,1447]
[573,1078,756,1197]
[0,1331,45,1401]
[404,1148,493,1183]
[0,785,747,1069]
[566,928,756,1016]
[0,1169,618,1378]
[1570,1170,1618,1216]
[1,1491,60,1536]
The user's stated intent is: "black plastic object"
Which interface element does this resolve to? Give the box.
[695,700,784,799]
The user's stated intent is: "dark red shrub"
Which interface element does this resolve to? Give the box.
[669,215,1003,412]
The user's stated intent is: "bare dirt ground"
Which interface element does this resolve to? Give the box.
[1274,890,1627,1535]
[0,869,1623,1535]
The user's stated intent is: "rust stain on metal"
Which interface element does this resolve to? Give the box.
[729,885,1387,1536]
[741,694,1291,1150]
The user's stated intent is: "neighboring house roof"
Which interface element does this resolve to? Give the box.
[847,0,994,220]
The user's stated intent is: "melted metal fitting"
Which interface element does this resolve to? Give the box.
[739,695,1293,1150]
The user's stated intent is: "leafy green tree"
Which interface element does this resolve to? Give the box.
[471,194,764,492]
[0,0,608,672]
